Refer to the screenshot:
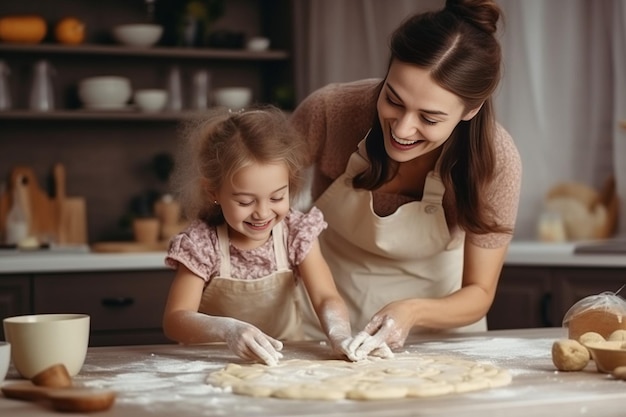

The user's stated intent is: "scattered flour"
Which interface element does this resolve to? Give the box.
[61,335,620,415]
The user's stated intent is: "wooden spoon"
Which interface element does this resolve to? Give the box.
[1,382,116,412]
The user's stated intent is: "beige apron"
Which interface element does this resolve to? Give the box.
[199,221,303,341]
[300,137,486,340]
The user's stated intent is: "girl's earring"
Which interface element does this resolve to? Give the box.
[214,200,219,205]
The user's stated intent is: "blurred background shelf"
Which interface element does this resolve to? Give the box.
[0,43,289,61]
[0,110,200,121]
[0,0,295,244]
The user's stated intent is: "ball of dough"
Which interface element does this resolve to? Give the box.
[608,330,626,341]
[579,331,605,345]
[613,366,626,380]
[552,339,590,371]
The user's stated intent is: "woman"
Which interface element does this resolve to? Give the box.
[291,0,522,353]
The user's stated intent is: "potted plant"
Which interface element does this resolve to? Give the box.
[178,0,225,47]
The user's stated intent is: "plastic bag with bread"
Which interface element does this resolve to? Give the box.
[563,290,626,341]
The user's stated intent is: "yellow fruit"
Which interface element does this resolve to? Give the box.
[0,15,47,44]
[55,17,85,45]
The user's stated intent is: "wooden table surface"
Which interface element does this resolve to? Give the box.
[1,327,625,417]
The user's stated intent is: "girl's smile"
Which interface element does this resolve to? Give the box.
[214,161,290,250]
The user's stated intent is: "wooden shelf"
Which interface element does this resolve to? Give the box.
[0,109,202,121]
[0,43,289,61]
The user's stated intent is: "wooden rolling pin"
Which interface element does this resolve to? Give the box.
[1,382,116,412]
[1,363,116,412]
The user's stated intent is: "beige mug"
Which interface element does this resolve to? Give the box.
[133,217,160,244]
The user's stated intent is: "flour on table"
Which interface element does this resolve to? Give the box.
[206,353,512,401]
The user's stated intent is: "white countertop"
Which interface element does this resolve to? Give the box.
[0,248,167,274]
[1,240,626,274]
[2,328,626,417]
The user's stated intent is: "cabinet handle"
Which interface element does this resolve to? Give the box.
[540,293,553,327]
[101,297,134,308]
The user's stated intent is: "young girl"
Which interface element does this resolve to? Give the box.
[162,106,370,366]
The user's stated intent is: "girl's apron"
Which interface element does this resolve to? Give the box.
[199,221,303,341]
[300,137,486,339]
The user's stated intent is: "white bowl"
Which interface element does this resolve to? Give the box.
[0,342,10,382]
[134,89,168,112]
[78,76,131,109]
[112,24,163,47]
[214,87,252,110]
[246,36,270,51]
[3,314,90,378]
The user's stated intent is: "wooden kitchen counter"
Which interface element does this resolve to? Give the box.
[1,327,625,416]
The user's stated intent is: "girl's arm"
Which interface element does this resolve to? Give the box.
[298,238,351,340]
[299,238,391,360]
[162,264,284,365]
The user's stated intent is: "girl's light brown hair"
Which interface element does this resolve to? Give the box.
[171,105,308,225]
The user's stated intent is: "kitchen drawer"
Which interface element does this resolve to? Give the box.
[33,270,172,332]
[0,275,32,340]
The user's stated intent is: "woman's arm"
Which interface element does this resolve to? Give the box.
[356,240,508,351]
[162,264,284,365]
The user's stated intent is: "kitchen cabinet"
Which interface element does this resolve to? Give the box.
[0,268,173,346]
[487,267,553,329]
[487,265,626,331]
[33,270,173,346]
[0,0,294,243]
[0,275,31,340]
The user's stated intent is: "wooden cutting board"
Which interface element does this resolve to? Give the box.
[0,166,57,243]
[53,163,88,245]
[90,241,169,253]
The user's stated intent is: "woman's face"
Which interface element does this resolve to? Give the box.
[377,60,480,163]
[214,162,290,250]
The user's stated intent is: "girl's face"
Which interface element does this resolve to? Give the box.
[377,60,481,163]
[214,162,290,250]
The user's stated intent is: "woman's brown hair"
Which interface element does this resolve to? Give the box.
[354,0,510,235]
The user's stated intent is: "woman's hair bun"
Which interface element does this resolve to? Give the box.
[445,0,502,35]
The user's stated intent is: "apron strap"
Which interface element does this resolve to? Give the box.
[272,221,290,272]
[216,224,231,276]
[217,221,290,276]
[422,171,445,204]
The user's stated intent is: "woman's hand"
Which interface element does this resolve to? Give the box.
[350,300,416,357]
[343,333,394,360]
[215,317,284,366]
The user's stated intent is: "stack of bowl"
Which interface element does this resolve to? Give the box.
[213,87,252,110]
[112,24,163,47]
[78,76,131,110]
[134,89,168,112]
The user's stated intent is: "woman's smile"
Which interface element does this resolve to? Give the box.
[390,130,424,147]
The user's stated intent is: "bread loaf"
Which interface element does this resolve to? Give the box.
[567,308,626,341]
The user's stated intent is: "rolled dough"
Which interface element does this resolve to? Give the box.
[207,353,512,401]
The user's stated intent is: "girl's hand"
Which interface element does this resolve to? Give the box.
[216,317,284,366]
